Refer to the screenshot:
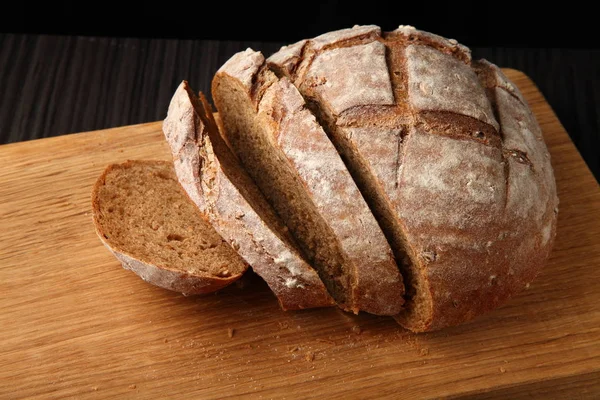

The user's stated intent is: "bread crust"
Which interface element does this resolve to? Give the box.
[163,82,334,310]
[214,50,405,315]
[91,160,243,295]
[267,25,558,331]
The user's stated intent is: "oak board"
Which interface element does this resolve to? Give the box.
[1,70,599,399]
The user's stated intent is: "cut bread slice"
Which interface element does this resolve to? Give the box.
[212,49,405,316]
[91,160,248,295]
[163,81,334,310]
[267,25,558,331]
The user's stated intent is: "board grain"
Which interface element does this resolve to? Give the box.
[0,70,599,399]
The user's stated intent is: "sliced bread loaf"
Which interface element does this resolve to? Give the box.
[91,160,248,295]
[267,25,558,331]
[163,81,334,310]
[212,49,405,315]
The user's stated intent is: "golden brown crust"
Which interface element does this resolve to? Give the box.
[91,160,243,295]
[267,25,558,331]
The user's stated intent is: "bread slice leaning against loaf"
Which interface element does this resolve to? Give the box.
[212,49,405,316]
[268,25,559,331]
[91,160,248,295]
[163,81,334,311]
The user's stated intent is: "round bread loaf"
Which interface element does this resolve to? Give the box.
[265,25,559,331]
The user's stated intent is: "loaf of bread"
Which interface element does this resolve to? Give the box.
[91,160,248,295]
[213,49,405,316]
[162,81,335,310]
[266,25,558,331]
[94,24,557,333]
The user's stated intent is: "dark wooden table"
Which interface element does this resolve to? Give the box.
[1,34,598,181]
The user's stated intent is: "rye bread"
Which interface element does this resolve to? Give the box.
[162,81,334,310]
[91,160,248,295]
[212,49,405,316]
[267,25,558,331]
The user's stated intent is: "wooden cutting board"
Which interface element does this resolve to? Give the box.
[1,70,599,399]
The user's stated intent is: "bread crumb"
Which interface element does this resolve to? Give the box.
[129,384,136,389]
[92,386,98,391]
[351,325,361,335]
[227,328,235,338]
[288,346,299,353]
[499,367,506,373]
[278,321,289,330]
[419,348,429,356]
[421,250,437,263]
[305,351,315,362]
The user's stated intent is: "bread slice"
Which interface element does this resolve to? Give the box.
[91,160,248,295]
[162,81,334,310]
[268,25,558,331]
[212,49,405,316]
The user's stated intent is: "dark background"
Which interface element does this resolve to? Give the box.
[2,2,599,180]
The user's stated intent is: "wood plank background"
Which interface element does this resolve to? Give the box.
[0,34,598,181]
[0,70,599,399]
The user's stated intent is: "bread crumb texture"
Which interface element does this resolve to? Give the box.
[93,161,247,278]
